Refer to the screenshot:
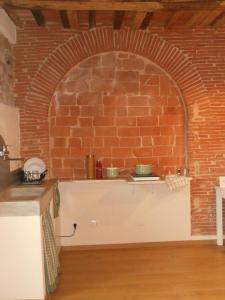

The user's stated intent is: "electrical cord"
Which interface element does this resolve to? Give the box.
[57,223,77,238]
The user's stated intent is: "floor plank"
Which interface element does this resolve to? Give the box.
[48,242,225,300]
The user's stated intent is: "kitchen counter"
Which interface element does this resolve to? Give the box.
[0,179,58,216]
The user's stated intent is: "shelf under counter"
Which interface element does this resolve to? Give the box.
[60,177,192,185]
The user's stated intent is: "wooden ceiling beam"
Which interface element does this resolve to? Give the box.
[88,10,96,29]
[114,10,125,30]
[132,12,147,29]
[60,10,70,28]
[31,9,45,26]
[2,1,225,12]
[140,12,153,29]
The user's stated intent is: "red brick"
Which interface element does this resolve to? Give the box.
[93,148,112,157]
[93,67,115,79]
[159,115,182,126]
[128,107,149,116]
[82,137,94,147]
[70,106,80,116]
[140,74,160,85]
[58,106,70,116]
[104,137,119,146]
[120,58,144,70]
[72,127,94,137]
[140,85,159,96]
[74,169,86,179]
[51,148,70,157]
[93,117,114,126]
[102,53,116,67]
[124,158,139,168]
[54,137,66,147]
[127,96,149,106]
[151,106,163,115]
[137,116,158,126]
[81,105,103,116]
[119,137,141,147]
[118,127,140,136]
[70,147,89,157]
[114,82,139,94]
[63,158,84,168]
[63,80,88,93]
[52,158,62,168]
[153,136,171,145]
[104,106,127,116]
[69,138,81,147]
[140,127,160,136]
[111,159,125,168]
[79,117,93,127]
[90,80,113,93]
[52,168,73,179]
[152,146,173,156]
[59,94,76,105]
[77,92,101,105]
[160,75,171,96]
[56,116,77,126]
[103,95,127,106]
[116,71,139,81]
[112,148,132,157]
[116,117,136,127]
[51,126,70,136]
[133,148,153,157]
[95,127,117,136]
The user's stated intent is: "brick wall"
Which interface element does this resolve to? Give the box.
[0,33,14,105]
[14,23,225,235]
[50,52,184,179]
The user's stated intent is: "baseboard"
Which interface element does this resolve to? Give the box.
[61,238,217,252]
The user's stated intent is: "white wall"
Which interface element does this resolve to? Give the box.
[0,9,16,44]
[59,180,191,247]
[0,103,21,170]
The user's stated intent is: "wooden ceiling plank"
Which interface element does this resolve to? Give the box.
[2,1,225,12]
[200,9,225,26]
[114,10,125,30]
[3,4,23,27]
[67,10,79,28]
[212,11,225,26]
[166,10,193,27]
[31,9,45,26]
[132,11,147,29]
[167,11,183,26]
[88,10,96,29]
[140,12,153,29]
[185,10,208,27]
[59,10,70,28]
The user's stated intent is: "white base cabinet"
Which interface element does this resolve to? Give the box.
[0,216,45,300]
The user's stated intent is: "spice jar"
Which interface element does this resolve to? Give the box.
[86,154,95,179]
[96,160,103,179]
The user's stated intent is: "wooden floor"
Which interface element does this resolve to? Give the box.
[48,242,225,300]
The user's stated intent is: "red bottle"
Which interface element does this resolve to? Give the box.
[96,160,103,179]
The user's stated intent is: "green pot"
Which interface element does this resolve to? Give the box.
[135,164,152,175]
[106,167,119,178]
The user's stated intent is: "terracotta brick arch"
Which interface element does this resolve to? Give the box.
[21,27,207,166]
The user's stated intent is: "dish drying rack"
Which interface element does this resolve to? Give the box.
[22,170,47,184]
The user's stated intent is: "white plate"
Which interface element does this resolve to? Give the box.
[23,157,46,173]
